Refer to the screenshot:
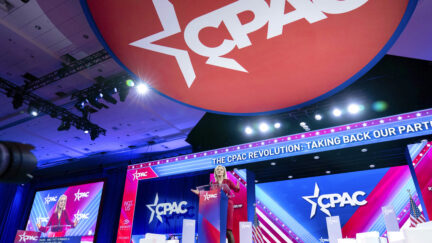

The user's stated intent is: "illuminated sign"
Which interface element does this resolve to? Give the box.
[83,0,415,114]
[302,183,367,218]
[146,193,188,223]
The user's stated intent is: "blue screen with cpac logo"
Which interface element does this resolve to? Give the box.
[132,173,209,236]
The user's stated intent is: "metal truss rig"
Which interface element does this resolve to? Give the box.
[0,76,106,137]
[22,49,111,91]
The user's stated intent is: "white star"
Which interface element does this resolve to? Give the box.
[146,193,162,223]
[303,183,319,218]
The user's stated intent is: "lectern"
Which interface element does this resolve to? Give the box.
[196,184,232,243]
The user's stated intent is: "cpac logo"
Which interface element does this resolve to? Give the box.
[123,219,130,225]
[74,210,90,221]
[18,232,38,242]
[44,194,57,205]
[74,189,90,201]
[146,193,188,223]
[36,217,49,224]
[303,183,367,218]
[203,192,218,201]
[131,0,368,87]
[124,200,133,211]
[133,170,148,181]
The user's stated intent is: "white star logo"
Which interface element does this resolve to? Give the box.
[146,193,162,223]
[302,183,331,218]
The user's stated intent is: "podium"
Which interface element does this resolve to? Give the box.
[196,184,232,243]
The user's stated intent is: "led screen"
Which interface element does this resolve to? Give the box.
[25,181,104,243]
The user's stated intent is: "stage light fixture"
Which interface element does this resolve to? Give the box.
[57,119,71,131]
[270,162,276,166]
[315,114,322,120]
[12,94,24,109]
[27,103,39,117]
[102,92,117,104]
[361,148,368,152]
[89,97,108,110]
[332,108,342,117]
[288,175,293,179]
[84,130,89,134]
[372,100,388,112]
[99,93,103,98]
[126,79,135,87]
[113,87,118,93]
[325,170,331,174]
[245,126,253,135]
[369,164,375,168]
[136,83,149,94]
[90,129,99,141]
[274,122,281,129]
[255,180,258,183]
[259,122,269,132]
[118,86,130,102]
[347,103,361,114]
[314,155,320,160]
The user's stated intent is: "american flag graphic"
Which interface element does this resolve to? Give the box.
[252,210,265,243]
[409,194,426,227]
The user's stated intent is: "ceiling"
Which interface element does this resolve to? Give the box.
[0,0,431,174]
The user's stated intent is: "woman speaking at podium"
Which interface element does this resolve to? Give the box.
[36,194,78,237]
[192,165,240,243]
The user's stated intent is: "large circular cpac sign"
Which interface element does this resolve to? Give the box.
[82,0,416,114]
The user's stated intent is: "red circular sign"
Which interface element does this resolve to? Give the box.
[84,0,414,114]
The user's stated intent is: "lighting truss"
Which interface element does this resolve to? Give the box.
[71,72,132,109]
[22,49,111,91]
[0,77,106,140]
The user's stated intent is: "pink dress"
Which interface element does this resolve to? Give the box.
[39,210,74,237]
[211,179,240,230]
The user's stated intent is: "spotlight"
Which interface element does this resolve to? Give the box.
[347,103,361,114]
[136,83,149,94]
[102,92,117,104]
[288,175,293,179]
[361,148,368,152]
[126,79,135,87]
[372,101,388,112]
[270,162,276,166]
[369,164,375,168]
[89,97,108,109]
[118,86,130,102]
[113,87,118,93]
[99,93,104,98]
[274,122,281,129]
[12,94,24,109]
[57,119,71,131]
[299,122,306,127]
[332,108,342,117]
[90,129,99,141]
[84,130,89,134]
[315,114,322,120]
[314,155,320,160]
[245,126,253,135]
[325,170,331,174]
[259,122,269,132]
[27,104,39,117]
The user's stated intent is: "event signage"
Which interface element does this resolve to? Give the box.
[129,109,432,177]
[146,193,188,223]
[14,231,41,243]
[82,0,416,114]
[302,183,367,218]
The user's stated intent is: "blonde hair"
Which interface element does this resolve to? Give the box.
[214,165,227,180]
[55,195,67,214]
